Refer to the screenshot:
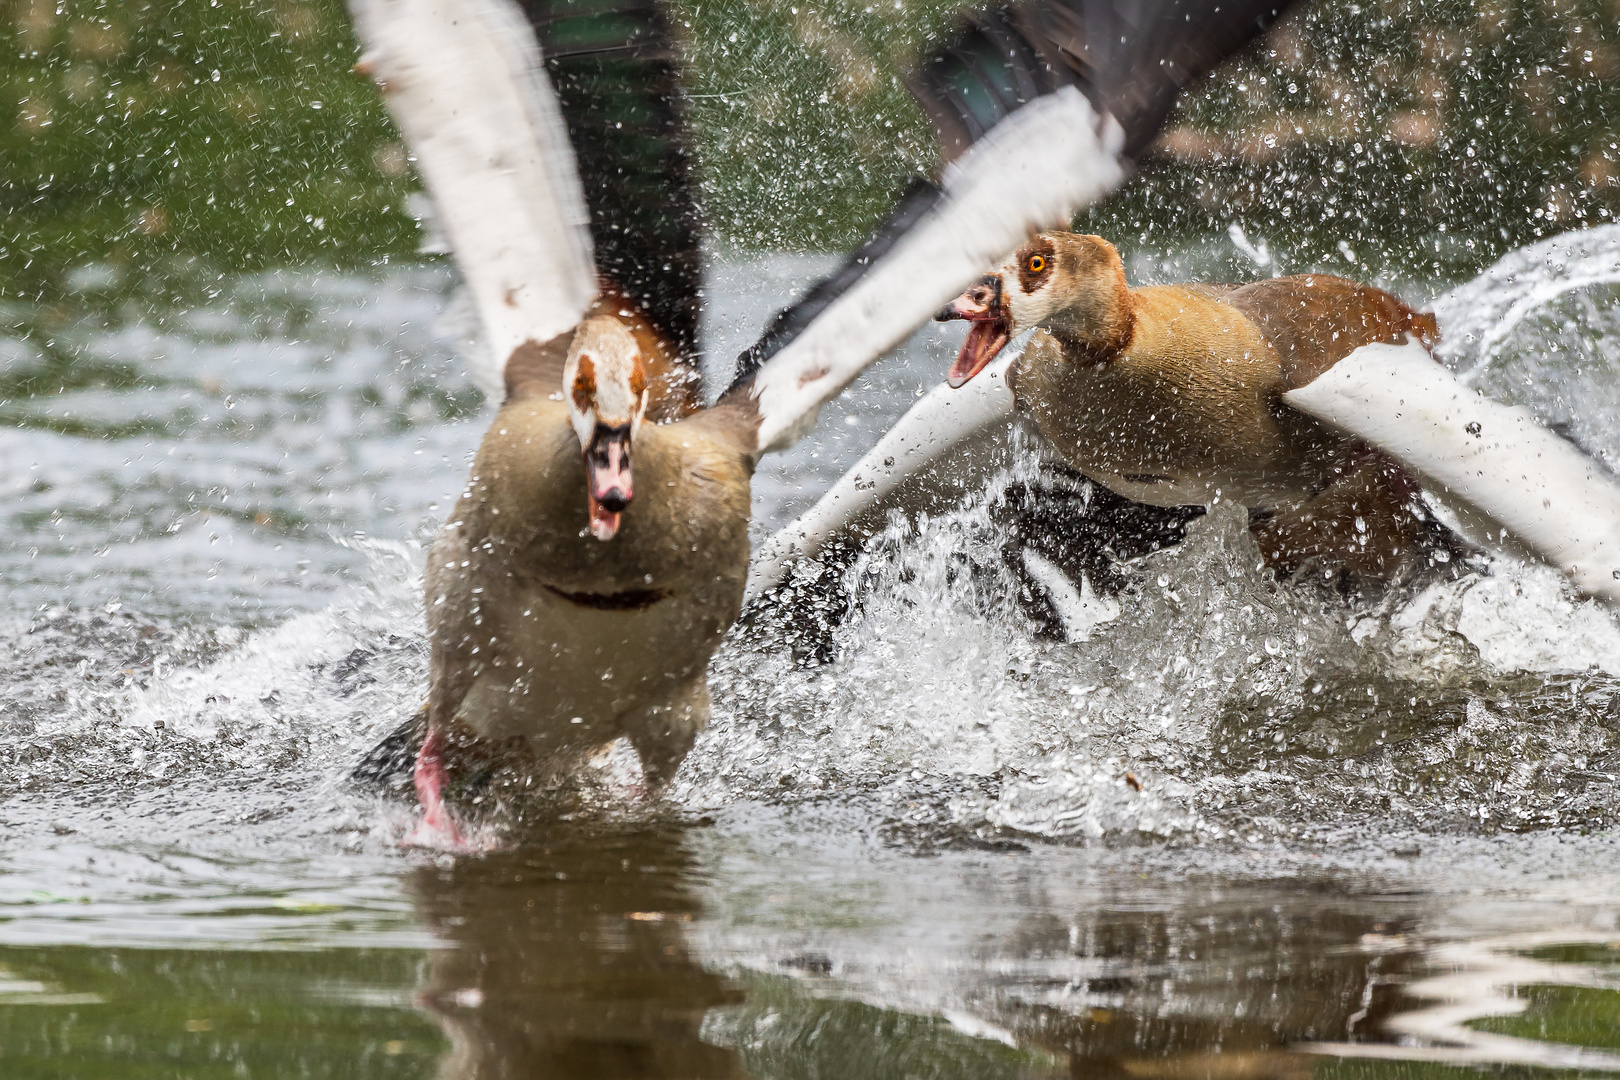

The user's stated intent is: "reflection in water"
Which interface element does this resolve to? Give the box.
[696,849,1427,1079]
[409,825,747,1078]
[0,816,1616,1077]
[402,816,1453,1080]
[1304,931,1620,1071]
[395,815,1620,1079]
[1004,903,1413,1074]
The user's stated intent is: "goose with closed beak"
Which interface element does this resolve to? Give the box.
[349,0,1212,847]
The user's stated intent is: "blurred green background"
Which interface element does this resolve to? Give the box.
[1,0,1618,300]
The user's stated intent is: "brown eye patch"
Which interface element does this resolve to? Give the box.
[628,360,646,402]
[571,354,596,413]
[1016,238,1056,293]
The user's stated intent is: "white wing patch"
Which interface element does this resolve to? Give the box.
[1019,549,1120,643]
[1284,339,1620,607]
[748,349,1020,597]
[349,0,596,397]
[747,88,1126,455]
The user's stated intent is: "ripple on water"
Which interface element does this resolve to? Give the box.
[0,265,484,617]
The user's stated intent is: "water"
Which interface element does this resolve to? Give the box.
[4,234,1620,1076]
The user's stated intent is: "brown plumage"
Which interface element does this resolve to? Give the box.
[939,231,1448,581]
[423,304,763,821]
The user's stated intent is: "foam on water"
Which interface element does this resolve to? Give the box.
[0,540,426,845]
[685,473,1620,842]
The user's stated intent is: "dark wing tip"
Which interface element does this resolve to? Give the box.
[911,0,1295,162]
[516,0,704,366]
[727,0,1297,387]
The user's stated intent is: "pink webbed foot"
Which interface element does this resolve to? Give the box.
[404,728,473,852]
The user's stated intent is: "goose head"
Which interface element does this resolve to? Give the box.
[935,232,1131,387]
[564,316,649,541]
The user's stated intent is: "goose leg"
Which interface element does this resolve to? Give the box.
[406,726,470,850]
[627,679,709,790]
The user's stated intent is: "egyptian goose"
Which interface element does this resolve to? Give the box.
[934,232,1450,580]
[755,231,1620,613]
[349,0,1227,845]
[933,230,1620,599]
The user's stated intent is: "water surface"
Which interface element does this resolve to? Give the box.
[4,238,1620,1077]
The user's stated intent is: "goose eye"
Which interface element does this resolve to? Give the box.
[1027,254,1046,274]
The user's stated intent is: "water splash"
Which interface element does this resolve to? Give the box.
[679,228,1620,843]
[1433,223,1620,376]
[0,539,429,851]
[687,470,1620,840]
[8,236,1620,852]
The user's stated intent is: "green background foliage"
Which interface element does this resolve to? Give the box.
[1,0,1618,289]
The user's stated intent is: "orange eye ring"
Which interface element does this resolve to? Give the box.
[1027,254,1046,274]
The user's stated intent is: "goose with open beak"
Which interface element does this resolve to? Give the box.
[932,230,1620,599]
[350,0,1261,847]
[742,0,1309,601]
[936,231,1454,579]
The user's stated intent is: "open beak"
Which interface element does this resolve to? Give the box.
[584,424,633,541]
[935,275,1011,389]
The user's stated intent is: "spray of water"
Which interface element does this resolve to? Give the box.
[8,232,1619,850]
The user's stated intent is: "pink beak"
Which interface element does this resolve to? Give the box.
[935,275,1011,388]
[585,426,633,541]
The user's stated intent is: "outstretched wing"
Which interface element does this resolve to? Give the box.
[515,0,705,365]
[1285,340,1620,607]
[350,0,597,397]
[728,0,1293,395]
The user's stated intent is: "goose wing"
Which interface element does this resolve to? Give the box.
[910,0,1293,164]
[725,85,1127,458]
[742,0,1295,594]
[1284,339,1620,607]
[348,0,598,397]
[517,0,705,372]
